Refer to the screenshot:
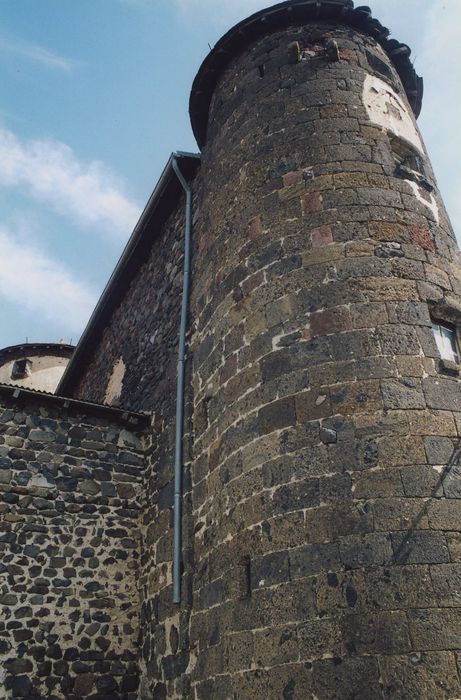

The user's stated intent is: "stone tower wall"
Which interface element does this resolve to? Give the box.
[187,21,461,699]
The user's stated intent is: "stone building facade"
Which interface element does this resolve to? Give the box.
[1,1,461,698]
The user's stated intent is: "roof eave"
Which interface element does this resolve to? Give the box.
[57,151,200,397]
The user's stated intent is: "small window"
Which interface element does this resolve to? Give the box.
[432,321,459,364]
[11,358,32,380]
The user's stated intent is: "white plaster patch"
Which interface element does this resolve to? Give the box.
[104,356,126,406]
[407,180,440,224]
[363,74,424,153]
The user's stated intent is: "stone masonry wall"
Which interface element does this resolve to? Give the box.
[55,15,461,700]
[0,389,147,699]
[71,201,189,415]
[68,189,201,698]
[186,22,461,699]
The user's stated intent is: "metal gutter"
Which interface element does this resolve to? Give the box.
[171,156,193,605]
[57,152,200,396]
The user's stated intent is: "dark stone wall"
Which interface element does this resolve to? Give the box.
[187,22,461,700]
[0,391,146,699]
[72,202,188,414]
[69,190,202,697]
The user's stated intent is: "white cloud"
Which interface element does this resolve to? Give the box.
[0,226,96,335]
[0,36,74,72]
[0,127,141,242]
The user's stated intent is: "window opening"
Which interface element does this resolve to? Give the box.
[11,358,32,380]
[432,321,459,364]
[390,135,433,192]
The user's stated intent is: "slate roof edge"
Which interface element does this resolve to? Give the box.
[57,151,201,397]
[189,0,424,148]
[0,382,151,427]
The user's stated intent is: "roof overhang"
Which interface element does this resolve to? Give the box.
[57,151,200,397]
[0,343,74,363]
[189,0,423,148]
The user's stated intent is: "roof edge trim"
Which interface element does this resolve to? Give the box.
[57,151,200,397]
[0,382,150,427]
[189,0,424,148]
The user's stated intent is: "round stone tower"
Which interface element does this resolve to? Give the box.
[185,1,461,698]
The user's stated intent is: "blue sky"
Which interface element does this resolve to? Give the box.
[0,0,460,349]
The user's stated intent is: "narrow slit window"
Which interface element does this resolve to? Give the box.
[432,321,459,364]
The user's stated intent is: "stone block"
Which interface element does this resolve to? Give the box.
[424,378,461,412]
[223,631,253,673]
[258,397,296,435]
[330,380,382,415]
[365,565,436,610]
[290,542,341,579]
[231,663,314,699]
[310,306,352,338]
[408,223,435,252]
[353,469,404,499]
[251,550,290,590]
[379,325,422,356]
[313,657,382,700]
[443,464,461,499]
[248,215,263,239]
[295,390,331,422]
[373,498,429,532]
[340,610,411,655]
[379,652,461,700]
[409,609,461,650]
[252,625,299,667]
[378,435,426,467]
[387,301,432,327]
[302,243,345,267]
[427,499,461,530]
[431,564,461,607]
[339,533,392,569]
[298,617,342,660]
[301,191,323,216]
[265,294,296,328]
[319,473,351,503]
[391,531,450,565]
[311,225,333,247]
[400,465,444,498]
[447,532,461,562]
[424,436,454,465]
[350,302,387,328]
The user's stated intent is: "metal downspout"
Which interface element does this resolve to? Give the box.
[172,156,193,604]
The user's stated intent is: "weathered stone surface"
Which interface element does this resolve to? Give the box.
[2,8,458,700]
[0,392,144,699]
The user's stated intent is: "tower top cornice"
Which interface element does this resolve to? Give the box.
[189,0,423,149]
